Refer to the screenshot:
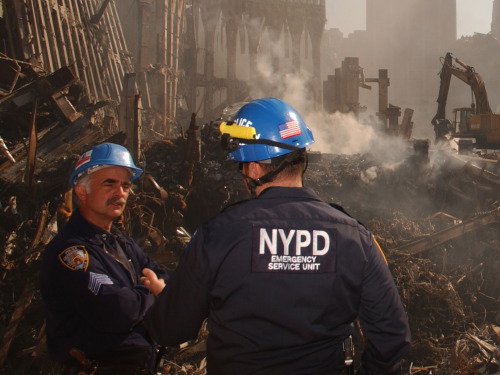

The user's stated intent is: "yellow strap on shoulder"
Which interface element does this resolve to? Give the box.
[373,236,388,265]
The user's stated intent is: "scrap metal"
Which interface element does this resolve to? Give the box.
[0,65,81,124]
[395,208,500,255]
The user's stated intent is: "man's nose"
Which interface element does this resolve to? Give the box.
[116,185,129,196]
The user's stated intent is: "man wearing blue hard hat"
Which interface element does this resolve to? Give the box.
[142,98,410,375]
[40,143,168,374]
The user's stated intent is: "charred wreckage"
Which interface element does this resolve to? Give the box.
[0,1,499,375]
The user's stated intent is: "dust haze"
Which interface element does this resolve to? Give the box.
[247,37,414,180]
[116,0,500,178]
[323,0,500,144]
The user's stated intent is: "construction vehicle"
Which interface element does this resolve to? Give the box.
[431,52,500,149]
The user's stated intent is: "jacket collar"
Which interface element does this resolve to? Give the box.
[68,210,123,245]
[258,186,322,202]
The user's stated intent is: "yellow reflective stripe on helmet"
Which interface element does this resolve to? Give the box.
[373,236,388,265]
[220,122,256,140]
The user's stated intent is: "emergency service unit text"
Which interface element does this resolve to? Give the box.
[252,226,336,273]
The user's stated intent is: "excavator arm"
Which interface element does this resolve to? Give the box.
[432,52,492,127]
[431,53,453,126]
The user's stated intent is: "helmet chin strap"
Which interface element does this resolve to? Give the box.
[242,149,306,199]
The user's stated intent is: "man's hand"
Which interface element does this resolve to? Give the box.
[141,268,166,296]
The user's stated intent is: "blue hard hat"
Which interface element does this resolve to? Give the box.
[220,97,314,162]
[69,143,143,187]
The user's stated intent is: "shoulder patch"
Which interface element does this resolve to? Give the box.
[58,246,89,271]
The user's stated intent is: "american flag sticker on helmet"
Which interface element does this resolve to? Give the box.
[75,150,92,169]
[278,120,302,139]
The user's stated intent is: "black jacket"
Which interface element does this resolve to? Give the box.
[145,187,410,374]
[40,211,168,367]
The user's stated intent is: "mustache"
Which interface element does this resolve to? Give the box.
[105,197,126,206]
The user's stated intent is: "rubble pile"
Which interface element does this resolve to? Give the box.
[1,127,500,374]
[302,150,500,375]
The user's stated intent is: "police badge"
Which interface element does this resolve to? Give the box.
[58,246,89,271]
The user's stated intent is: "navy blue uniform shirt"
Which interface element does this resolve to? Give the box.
[145,186,410,375]
[40,210,168,367]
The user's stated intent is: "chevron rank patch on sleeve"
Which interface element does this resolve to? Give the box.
[88,272,114,295]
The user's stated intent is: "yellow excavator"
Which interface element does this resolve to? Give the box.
[431,52,500,149]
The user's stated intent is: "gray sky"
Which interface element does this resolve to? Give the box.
[325,0,494,38]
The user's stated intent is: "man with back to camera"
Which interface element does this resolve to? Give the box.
[141,97,411,375]
[40,143,168,374]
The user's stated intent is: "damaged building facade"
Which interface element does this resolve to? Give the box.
[0,0,325,146]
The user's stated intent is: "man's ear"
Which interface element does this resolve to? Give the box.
[248,162,264,179]
[73,184,87,201]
